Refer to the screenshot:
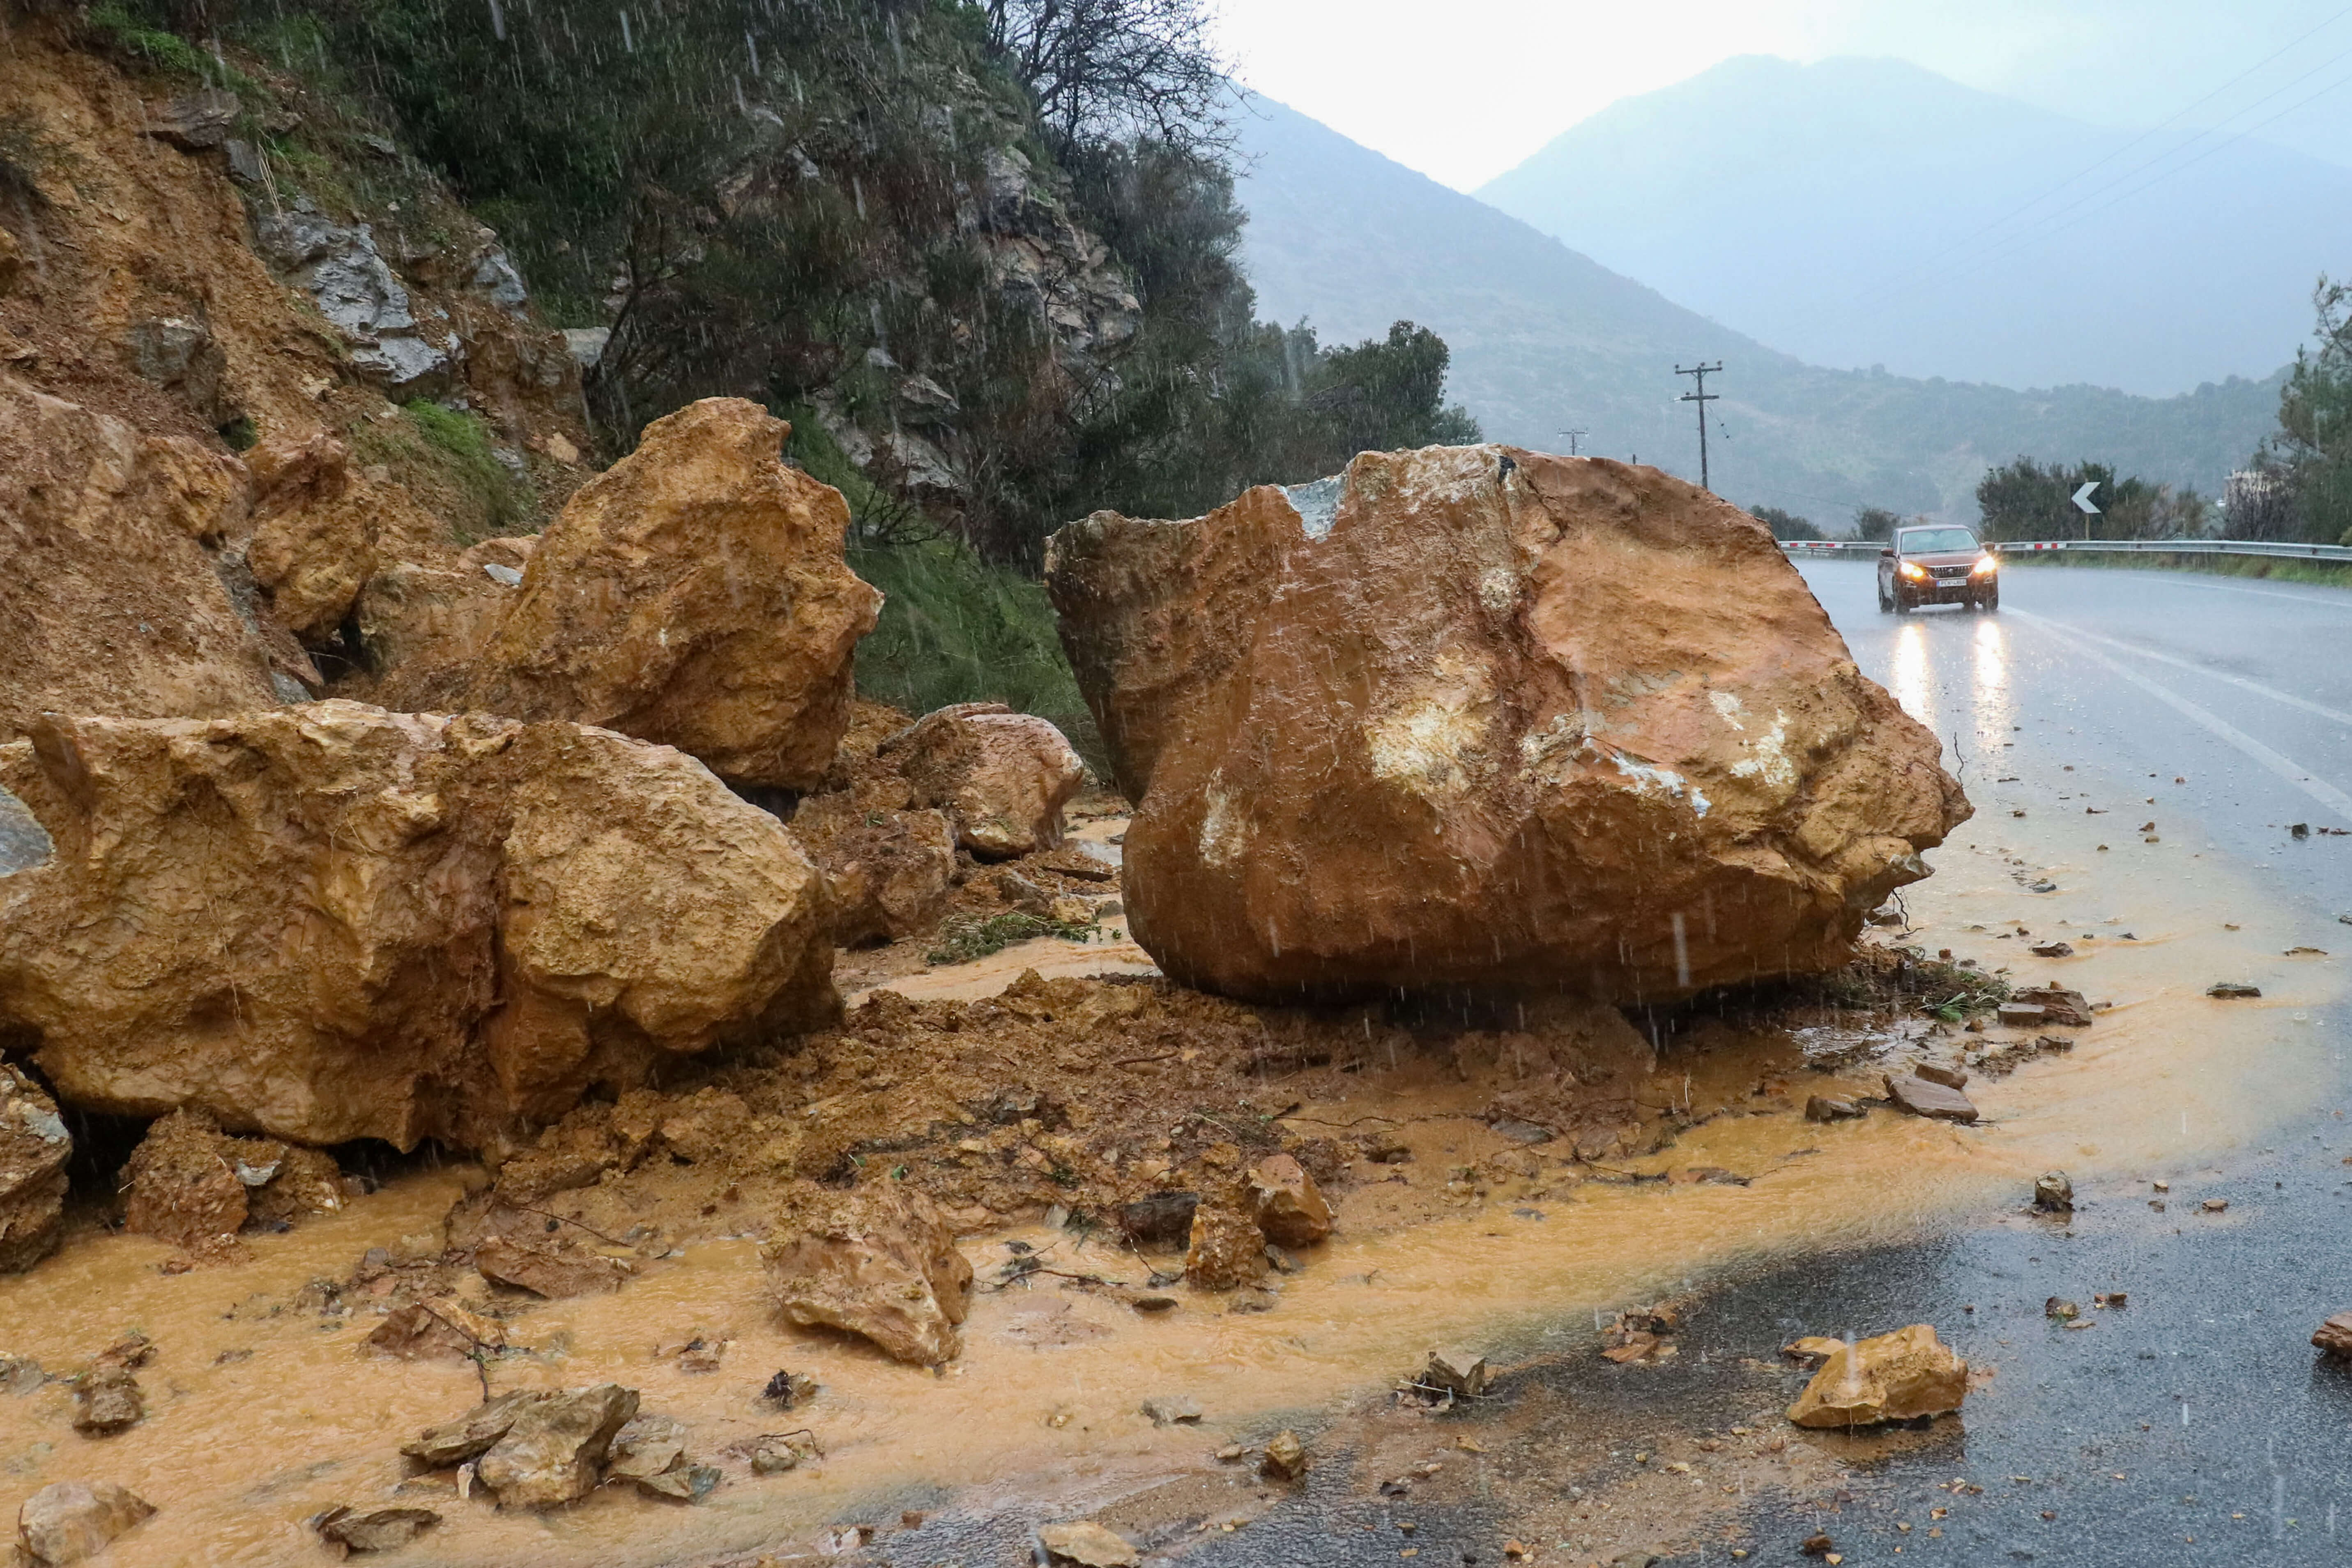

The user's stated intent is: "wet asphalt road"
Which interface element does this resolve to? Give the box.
[1168,564,2352,1567]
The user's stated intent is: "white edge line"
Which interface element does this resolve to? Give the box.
[2012,611,2352,823]
[2009,609,2352,731]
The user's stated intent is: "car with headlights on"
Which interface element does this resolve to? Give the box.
[1878,524,1998,612]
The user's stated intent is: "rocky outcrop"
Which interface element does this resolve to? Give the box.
[0,1064,71,1273]
[1786,1324,1967,1428]
[0,373,288,739]
[877,703,1086,859]
[15,1481,154,1566]
[763,1186,973,1364]
[450,399,881,790]
[1046,448,1970,1004]
[0,702,835,1151]
[252,203,454,398]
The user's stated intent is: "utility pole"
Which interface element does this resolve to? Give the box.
[1558,427,1588,457]
[1675,362,1722,491]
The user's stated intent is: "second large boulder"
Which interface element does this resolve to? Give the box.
[0,702,835,1151]
[1046,447,1968,1004]
[459,398,882,790]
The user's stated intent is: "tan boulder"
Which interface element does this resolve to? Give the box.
[0,1062,70,1273]
[877,702,1086,859]
[1037,1521,1141,1568]
[243,435,379,645]
[1786,1324,1968,1428]
[461,398,881,788]
[792,798,957,946]
[0,373,287,741]
[762,1185,974,1364]
[16,1481,154,1566]
[121,1110,249,1248]
[1244,1154,1333,1248]
[1045,448,1969,1003]
[0,702,835,1151]
[2314,1312,2352,1359]
[1184,1202,1266,1290]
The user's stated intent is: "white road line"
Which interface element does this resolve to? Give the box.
[2011,610,2352,823]
[2007,608,2352,731]
[2107,574,2352,611]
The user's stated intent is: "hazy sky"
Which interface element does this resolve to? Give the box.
[1213,0,2352,190]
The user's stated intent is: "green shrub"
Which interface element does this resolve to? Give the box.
[925,911,1097,966]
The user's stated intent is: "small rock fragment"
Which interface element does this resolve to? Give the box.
[313,1506,440,1553]
[16,1481,155,1566]
[1883,1074,1979,1124]
[1781,1336,1845,1365]
[71,1367,143,1437]
[1804,1095,1862,1123]
[602,1414,688,1482]
[476,1234,634,1298]
[1244,1154,1333,1248]
[402,1389,555,1467]
[2206,982,2262,999]
[1787,1324,1967,1428]
[1139,1395,1201,1427]
[1116,1190,1200,1248]
[2029,942,2074,958]
[1419,1347,1491,1400]
[2201,1197,2229,1213]
[1036,1520,1141,1568]
[366,1299,507,1362]
[1914,1062,1969,1090]
[1184,1203,1266,1290]
[763,1186,973,1365]
[2011,987,2095,1027]
[474,1384,640,1508]
[2033,1171,2074,1213]
[2045,1297,2079,1321]
[759,1369,818,1409]
[2313,1312,2352,1359]
[1261,1429,1307,1481]
[0,1064,71,1273]
[1995,1002,2046,1029]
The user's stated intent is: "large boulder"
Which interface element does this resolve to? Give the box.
[876,702,1086,859]
[0,702,835,1151]
[243,434,379,645]
[0,1063,71,1273]
[1045,448,1969,1004]
[457,398,882,789]
[0,373,288,740]
[16,1481,154,1566]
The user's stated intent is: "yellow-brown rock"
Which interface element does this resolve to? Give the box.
[119,1108,344,1246]
[0,1063,71,1273]
[0,373,284,741]
[789,797,957,947]
[0,702,835,1151]
[243,434,378,645]
[877,702,1086,859]
[1046,447,1970,1004]
[1244,1154,1333,1248]
[1786,1324,1968,1428]
[1184,1202,1266,1290]
[762,1186,973,1364]
[462,398,881,789]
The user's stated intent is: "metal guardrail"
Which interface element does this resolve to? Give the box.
[1778,537,2352,562]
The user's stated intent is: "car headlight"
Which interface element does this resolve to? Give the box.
[1970,553,1998,576]
[1899,561,1928,581]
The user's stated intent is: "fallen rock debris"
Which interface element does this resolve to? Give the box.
[1036,1520,1141,1568]
[762,1185,974,1365]
[1260,1429,1308,1481]
[312,1504,440,1554]
[1787,1324,1968,1428]
[475,1234,635,1299]
[404,1385,647,1509]
[2034,1171,2075,1213]
[0,1063,70,1273]
[2313,1312,2352,1360]
[15,1480,155,1566]
[1884,1074,1979,1123]
[1805,1095,1863,1122]
[877,702,1086,859]
[69,1366,143,1437]
[2206,982,2262,999]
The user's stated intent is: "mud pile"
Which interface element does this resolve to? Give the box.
[0,702,835,1151]
[1049,447,1970,1004]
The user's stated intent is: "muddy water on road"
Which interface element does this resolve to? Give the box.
[1,794,2336,1566]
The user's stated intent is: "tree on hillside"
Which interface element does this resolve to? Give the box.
[2255,274,2352,543]
[1854,507,1903,542]
[1975,456,2208,541]
[981,0,1230,156]
[1750,505,1823,540]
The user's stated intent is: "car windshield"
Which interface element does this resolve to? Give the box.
[1898,527,1979,553]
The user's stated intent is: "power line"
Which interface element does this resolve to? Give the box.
[1675,362,1722,492]
[1558,426,1588,456]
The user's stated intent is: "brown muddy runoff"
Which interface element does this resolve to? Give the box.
[0,789,2336,1567]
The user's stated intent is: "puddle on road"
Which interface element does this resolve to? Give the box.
[0,783,2337,1567]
